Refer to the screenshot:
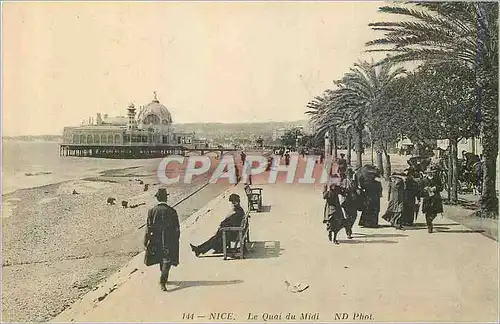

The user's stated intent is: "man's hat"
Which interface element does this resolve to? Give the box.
[228,193,240,203]
[155,188,169,200]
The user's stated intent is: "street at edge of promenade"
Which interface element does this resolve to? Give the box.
[53,153,499,323]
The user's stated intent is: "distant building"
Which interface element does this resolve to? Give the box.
[272,128,286,141]
[61,92,197,157]
[395,135,484,156]
[437,137,483,155]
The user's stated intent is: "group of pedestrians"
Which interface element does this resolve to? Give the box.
[144,152,446,290]
[323,155,445,244]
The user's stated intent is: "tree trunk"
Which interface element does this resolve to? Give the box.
[371,140,375,165]
[383,149,391,181]
[476,5,498,214]
[377,149,384,177]
[356,125,363,168]
[332,126,338,161]
[347,132,352,166]
[481,132,499,213]
[479,92,499,212]
[447,145,452,202]
[450,138,459,204]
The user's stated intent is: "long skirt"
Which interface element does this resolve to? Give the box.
[324,204,345,233]
[382,211,402,227]
[359,198,380,228]
[359,210,379,228]
[401,202,416,226]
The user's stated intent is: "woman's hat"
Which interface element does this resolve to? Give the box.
[229,193,240,203]
[155,188,169,199]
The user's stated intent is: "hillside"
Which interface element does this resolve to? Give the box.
[173,120,309,138]
[3,121,309,141]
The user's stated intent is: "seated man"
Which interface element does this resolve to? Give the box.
[190,194,245,257]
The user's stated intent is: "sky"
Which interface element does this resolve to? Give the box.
[2,1,395,136]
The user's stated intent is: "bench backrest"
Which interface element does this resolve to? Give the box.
[240,211,249,228]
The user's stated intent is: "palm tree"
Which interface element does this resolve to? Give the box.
[306,91,343,161]
[366,2,498,212]
[344,124,353,166]
[306,60,405,170]
[332,60,406,168]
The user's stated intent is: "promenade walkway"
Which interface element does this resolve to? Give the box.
[54,155,498,323]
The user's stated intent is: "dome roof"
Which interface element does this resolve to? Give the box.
[138,92,172,126]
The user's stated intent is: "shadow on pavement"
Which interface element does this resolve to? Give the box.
[436,229,485,234]
[404,226,450,231]
[259,205,272,213]
[336,239,398,244]
[199,241,283,260]
[246,241,283,259]
[167,280,243,292]
[413,222,461,227]
[353,233,408,238]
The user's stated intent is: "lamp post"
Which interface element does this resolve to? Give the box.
[366,126,374,165]
[296,135,302,152]
[325,131,331,175]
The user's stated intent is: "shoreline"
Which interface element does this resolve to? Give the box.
[2,162,151,196]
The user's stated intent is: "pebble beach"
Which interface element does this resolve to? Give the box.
[1,144,235,322]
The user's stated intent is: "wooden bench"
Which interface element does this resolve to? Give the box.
[244,184,263,212]
[221,210,251,260]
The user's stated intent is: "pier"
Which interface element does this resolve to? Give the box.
[59,144,239,159]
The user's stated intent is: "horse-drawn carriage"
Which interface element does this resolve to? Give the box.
[406,153,481,195]
[458,153,481,194]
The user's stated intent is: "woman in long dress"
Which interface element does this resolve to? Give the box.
[323,174,345,244]
[339,169,358,238]
[359,178,382,228]
[382,174,406,230]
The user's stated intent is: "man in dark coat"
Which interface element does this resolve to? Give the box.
[402,173,421,226]
[284,151,291,166]
[337,153,348,176]
[190,194,245,256]
[144,188,180,291]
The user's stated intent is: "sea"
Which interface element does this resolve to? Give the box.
[2,140,157,195]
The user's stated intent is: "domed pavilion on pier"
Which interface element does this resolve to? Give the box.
[60,92,205,158]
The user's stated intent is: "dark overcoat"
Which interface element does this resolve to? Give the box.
[144,203,180,266]
[217,205,245,242]
[421,177,444,215]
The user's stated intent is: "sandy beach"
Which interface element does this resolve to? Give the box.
[1,151,239,322]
